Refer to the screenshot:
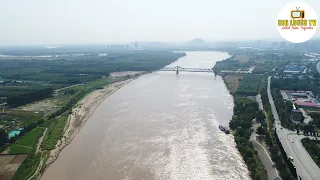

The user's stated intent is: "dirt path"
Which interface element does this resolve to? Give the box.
[16,144,32,149]
[36,128,47,153]
[26,128,48,180]
[27,154,47,180]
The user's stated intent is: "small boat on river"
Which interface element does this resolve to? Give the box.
[219,124,230,134]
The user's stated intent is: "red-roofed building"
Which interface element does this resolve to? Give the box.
[296,102,317,108]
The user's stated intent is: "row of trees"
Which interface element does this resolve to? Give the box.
[7,88,53,107]
[229,100,266,180]
[0,129,7,150]
[236,75,262,96]
[271,77,320,97]
[260,87,296,179]
[301,138,320,167]
[271,89,294,129]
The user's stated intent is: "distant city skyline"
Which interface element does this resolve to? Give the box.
[0,0,319,45]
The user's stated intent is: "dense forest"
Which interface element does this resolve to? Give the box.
[0,51,186,84]
[7,88,53,107]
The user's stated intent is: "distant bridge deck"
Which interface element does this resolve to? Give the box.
[159,66,213,73]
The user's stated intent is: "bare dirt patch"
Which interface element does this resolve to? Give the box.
[0,154,28,180]
[21,100,57,112]
[224,75,243,92]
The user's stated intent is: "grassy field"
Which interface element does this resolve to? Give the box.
[12,153,41,180]
[41,115,68,150]
[8,127,44,154]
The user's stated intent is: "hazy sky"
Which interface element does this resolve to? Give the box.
[1,0,319,45]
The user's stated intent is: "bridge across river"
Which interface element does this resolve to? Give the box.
[159,66,213,74]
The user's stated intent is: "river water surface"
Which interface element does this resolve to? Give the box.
[42,51,250,180]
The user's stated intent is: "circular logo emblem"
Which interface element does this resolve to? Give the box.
[277,2,318,43]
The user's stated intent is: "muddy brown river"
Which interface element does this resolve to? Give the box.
[42,51,250,180]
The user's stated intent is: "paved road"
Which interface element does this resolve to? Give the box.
[254,95,281,180]
[250,119,280,180]
[268,76,320,180]
[252,140,281,180]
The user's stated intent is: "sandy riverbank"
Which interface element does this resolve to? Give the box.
[40,77,136,178]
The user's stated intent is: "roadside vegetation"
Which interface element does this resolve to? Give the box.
[260,87,297,179]
[270,89,294,129]
[301,138,320,168]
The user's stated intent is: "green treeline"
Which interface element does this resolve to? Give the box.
[0,51,186,85]
[0,129,7,150]
[7,88,53,107]
[236,74,262,96]
[229,99,266,180]
[309,113,320,129]
[271,77,320,97]
[271,89,294,129]
[301,138,320,168]
[260,87,296,179]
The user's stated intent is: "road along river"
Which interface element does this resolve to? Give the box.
[42,51,250,180]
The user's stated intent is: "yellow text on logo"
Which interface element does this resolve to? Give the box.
[278,19,317,26]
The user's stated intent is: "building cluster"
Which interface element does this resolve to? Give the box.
[281,90,320,124]
[283,62,307,74]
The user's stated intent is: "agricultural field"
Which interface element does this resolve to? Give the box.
[236,74,262,96]
[0,154,28,180]
[7,127,44,154]
[223,75,243,92]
